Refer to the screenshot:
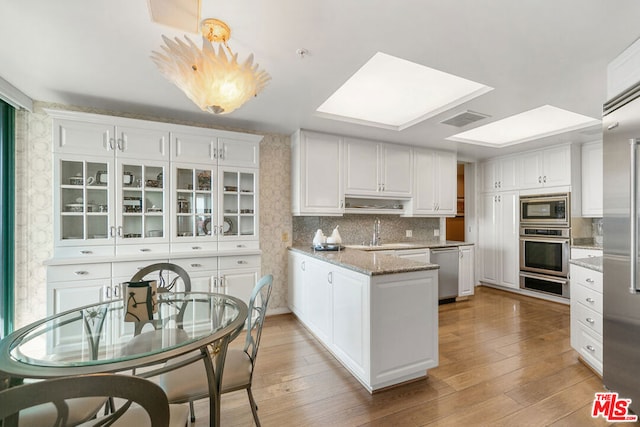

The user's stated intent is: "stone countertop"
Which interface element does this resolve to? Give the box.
[569,256,603,272]
[288,246,440,276]
[343,240,473,251]
[571,237,603,250]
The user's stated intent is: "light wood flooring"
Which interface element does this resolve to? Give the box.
[191,286,639,426]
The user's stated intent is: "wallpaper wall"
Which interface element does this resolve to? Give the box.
[13,102,292,328]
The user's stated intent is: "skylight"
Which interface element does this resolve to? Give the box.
[447,105,601,147]
[315,52,493,131]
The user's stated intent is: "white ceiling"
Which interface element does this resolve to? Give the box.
[2,1,640,160]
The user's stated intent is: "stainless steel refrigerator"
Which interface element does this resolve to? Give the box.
[603,83,640,414]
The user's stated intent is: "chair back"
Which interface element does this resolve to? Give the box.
[129,262,192,335]
[243,274,273,363]
[0,374,170,427]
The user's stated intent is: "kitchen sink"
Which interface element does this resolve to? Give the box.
[346,243,418,251]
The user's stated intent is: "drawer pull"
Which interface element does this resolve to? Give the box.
[74,271,89,276]
[192,246,202,250]
[236,244,246,248]
[237,260,248,265]
[585,278,595,283]
[190,263,202,268]
[139,248,151,252]
[586,317,595,324]
[586,345,595,352]
[586,297,595,303]
[80,250,93,255]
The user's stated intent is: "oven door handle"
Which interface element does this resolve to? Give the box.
[520,272,569,285]
[520,236,570,245]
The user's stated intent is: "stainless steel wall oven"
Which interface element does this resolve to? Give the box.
[518,194,571,299]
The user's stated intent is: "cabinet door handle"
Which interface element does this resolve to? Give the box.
[219,276,225,288]
[301,261,306,271]
[213,277,218,289]
[80,250,93,255]
[585,278,594,283]
[498,181,502,188]
[74,271,89,276]
[190,263,202,268]
[113,285,120,298]
[139,248,150,252]
[327,272,333,284]
[538,176,542,183]
[494,181,498,188]
[236,244,246,248]
[586,297,595,303]
[219,225,224,235]
[117,137,124,151]
[110,226,116,238]
[117,226,123,238]
[543,176,547,183]
[586,317,595,324]
[219,145,225,160]
[213,147,218,159]
[105,286,112,299]
[192,246,202,250]
[585,345,595,352]
[237,260,248,264]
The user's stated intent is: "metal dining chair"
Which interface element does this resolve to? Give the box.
[158,274,274,426]
[0,373,189,427]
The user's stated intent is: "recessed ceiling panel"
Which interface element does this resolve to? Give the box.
[446,105,601,147]
[316,52,493,131]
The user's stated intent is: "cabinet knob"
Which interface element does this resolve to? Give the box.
[585,278,594,283]
[586,345,595,352]
[586,297,595,303]
[586,317,595,324]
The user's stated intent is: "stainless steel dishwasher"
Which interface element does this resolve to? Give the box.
[430,247,459,303]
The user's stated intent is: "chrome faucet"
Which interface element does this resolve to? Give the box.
[372,218,381,246]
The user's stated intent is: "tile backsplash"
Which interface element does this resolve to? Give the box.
[293,215,441,246]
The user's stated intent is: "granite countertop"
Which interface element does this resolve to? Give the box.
[569,256,603,272]
[343,240,473,251]
[288,246,440,276]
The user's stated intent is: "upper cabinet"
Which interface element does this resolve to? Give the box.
[518,145,573,189]
[344,138,413,198]
[480,156,518,192]
[47,109,262,258]
[291,130,344,216]
[412,149,457,215]
[581,141,603,217]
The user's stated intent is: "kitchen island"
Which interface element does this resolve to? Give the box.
[288,246,439,392]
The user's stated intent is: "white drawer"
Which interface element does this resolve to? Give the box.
[570,265,602,293]
[54,245,114,258]
[218,255,261,270]
[572,282,602,314]
[170,242,218,253]
[171,257,219,273]
[115,244,170,256]
[112,259,168,279]
[570,248,603,259]
[218,241,259,251]
[48,263,111,282]
[575,324,603,374]
[572,301,603,335]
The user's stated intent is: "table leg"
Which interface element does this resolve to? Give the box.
[201,336,230,427]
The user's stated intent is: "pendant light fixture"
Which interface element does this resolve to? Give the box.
[151,18,270,114]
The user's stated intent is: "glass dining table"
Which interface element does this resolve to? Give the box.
[0,291,248,427]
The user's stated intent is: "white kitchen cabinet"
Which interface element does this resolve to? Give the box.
[288,251,438,392]
[581,141,603,217]
[480,156,519,192]
[291,130,344,216]
[171,127,259,168]
[458,245,475,297]
[518,145,572,189]
[478,191,519,289]
[570,263,603,375]
[52,115,169,161]
[412,149,456,215]
[344,138,412,198]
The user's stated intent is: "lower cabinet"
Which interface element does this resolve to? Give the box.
[458,245,475,297]
[570,263,603,375]
[288,251,438,392]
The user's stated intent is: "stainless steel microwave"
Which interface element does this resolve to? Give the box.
[520,193,570,227]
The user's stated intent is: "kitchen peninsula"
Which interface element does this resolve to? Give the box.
[288,246,439,392]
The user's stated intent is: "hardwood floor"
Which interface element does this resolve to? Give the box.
[191,286,638,426]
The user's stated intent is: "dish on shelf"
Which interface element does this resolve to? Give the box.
[223,186,238,192]
[202,218,212,235]
[65,203,83,212]
[223,217,234,234]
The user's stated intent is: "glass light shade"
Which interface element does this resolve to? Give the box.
[152,35,270,114]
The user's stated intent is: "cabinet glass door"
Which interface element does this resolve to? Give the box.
[118,160,168,241]
[174,166,216,240]
[59,159,111,242]
[220,169,257,239]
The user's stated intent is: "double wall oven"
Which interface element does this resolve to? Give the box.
[519,193,570,298]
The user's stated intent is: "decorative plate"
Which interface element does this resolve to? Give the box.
[223,217,234,234]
